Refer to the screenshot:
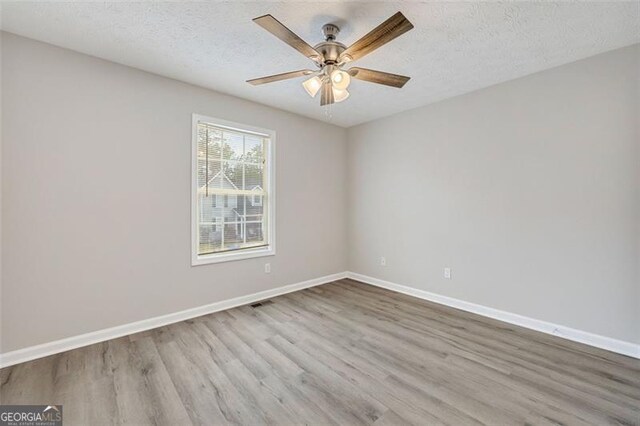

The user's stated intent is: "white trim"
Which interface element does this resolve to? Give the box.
[191,114,276,266]
[191,245,274,266]
[346,272,640,360]
[0,272,346,368]
[3,270,636,367]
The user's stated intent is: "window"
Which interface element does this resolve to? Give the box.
[192,114,275,265]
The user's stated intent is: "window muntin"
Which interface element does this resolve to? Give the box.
[192,116,274,264]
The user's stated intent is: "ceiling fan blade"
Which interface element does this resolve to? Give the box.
[340,12,413,62]
[320,81,335,106]
[247,69,315,85]
[348,67,410,88]
[253,14,322,62]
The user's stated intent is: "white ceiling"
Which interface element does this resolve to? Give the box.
[1,1,638,127]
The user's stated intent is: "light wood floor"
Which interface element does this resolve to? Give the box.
[2,279,639,425]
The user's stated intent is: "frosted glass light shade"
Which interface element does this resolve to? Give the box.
[331,70,351,91]
[332,88,350,103]
[302,76,322,98]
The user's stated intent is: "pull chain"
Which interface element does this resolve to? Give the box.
[205,126,209,197]
[324,103,333,121]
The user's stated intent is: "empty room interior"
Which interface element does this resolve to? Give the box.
[1,1,639,425]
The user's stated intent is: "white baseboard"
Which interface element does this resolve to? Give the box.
[0,272,347,368]
[346,272,640,360]
[3,270,637,367]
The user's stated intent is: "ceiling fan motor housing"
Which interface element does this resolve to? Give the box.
[314,23,345,65]
[314,41,346,65]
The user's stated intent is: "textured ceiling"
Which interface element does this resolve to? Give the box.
[1,1,638,127]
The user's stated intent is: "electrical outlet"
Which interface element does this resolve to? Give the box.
[380,257,386,266]
[444,267,451,279]
[264,263,271,274]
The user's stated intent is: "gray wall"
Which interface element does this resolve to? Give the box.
[1,33,347,352]
[347,45,640,344]
[2,32,638,353]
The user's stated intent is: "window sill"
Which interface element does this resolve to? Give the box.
[192,246,275,266]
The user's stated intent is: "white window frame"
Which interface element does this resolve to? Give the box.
[191,114,276,266]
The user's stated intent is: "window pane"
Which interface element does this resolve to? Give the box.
[198,160,221,190]
[246,222,264,243]
[198,127,221,159]
[244,195,263,218]
[234,194,246,217]
[198,194,220,223]
[223,161,243,190]
[223,223,244,249]
[244,135,264,164]
[199,224,221,254]
[244,164,263,191]
[223,131,243,161]
[222,222,265,250]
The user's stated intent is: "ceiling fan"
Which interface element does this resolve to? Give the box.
[247,12,414,106]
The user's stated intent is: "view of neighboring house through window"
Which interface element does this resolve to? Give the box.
[192,115,274,264]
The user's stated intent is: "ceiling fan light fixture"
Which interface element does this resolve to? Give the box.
[332,87,350,103]
[248,12,413,107]
[331,69,351,91]
[302,76,323,98]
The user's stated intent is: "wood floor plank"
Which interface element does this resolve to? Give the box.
[2,279,639,425]
[152,340,230,425]
[107,336,192,425]
[268,334,389,425]
[329,281,640,400]
[295,336,448,425]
